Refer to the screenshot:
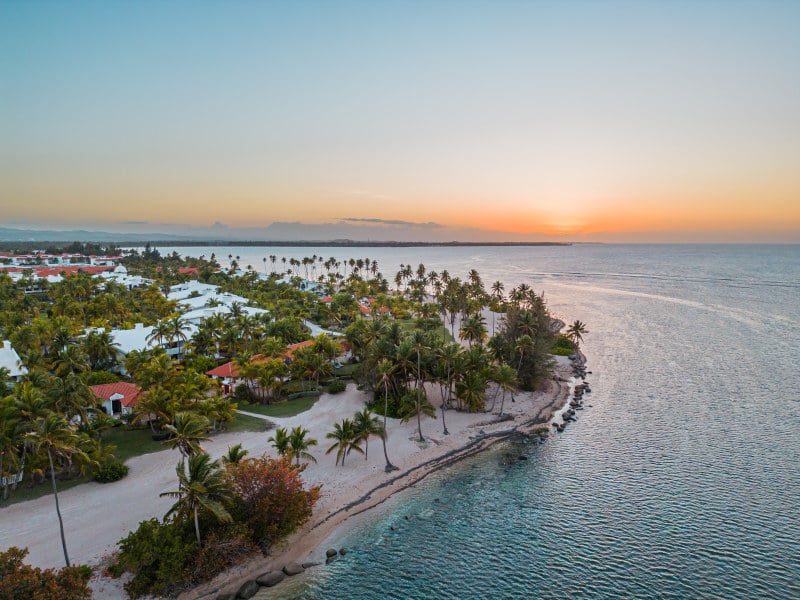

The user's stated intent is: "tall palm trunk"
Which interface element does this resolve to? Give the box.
[382,386,397,471]
[416,350,424,442]
[194,505,201,545]
[440,396,449,435]
[48,449,70,567]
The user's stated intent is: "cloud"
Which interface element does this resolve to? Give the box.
[337,217,443,229]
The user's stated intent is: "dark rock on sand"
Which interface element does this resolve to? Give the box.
[256,571,285,587]
[236,580,260,599]
[302,561,320,569]
[283,562,305,576]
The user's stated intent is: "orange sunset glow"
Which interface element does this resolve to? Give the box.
[2,1,799,242]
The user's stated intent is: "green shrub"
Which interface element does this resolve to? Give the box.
[114,519,196,599]
[185,355,216,374]
[551,334,576,356]
[234,383,251,400]
[286,390,321,400]
[326,379,346,394]
[368,392,403,419]
[87,370,120,385]
[92,461,129,483]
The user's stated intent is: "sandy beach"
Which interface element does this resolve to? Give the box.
[0,356,575,599]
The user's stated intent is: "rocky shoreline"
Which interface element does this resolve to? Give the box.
[192,353,590,600]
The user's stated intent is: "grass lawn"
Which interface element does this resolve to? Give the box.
[0,475,90,507]
[239,394,320,418]
[224,411,271,432]
[0,414,267,507]
[335,363,358,377]
[103,426,164,463]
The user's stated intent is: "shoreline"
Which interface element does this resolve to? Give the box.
[183,356,579,600]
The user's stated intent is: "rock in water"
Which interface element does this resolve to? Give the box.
[339,547,348,555]
[326,548,338,558]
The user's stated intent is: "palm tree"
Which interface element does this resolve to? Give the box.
[162,412,210,457]
[456,371,487,413]
[146,320,171,350]
[409,331,429,442]
[0,401,22,501]
[515,334,534,373]
[566,320,588,348]
[325,418,363,466]
[82,330,120,370]
[288,426,317,465]
[267,427,290,457]
[47,373,97,424]
[494,363,517,416]
[436,342,461,434]
[490,280,504,335]
[26,413,91,566]
[460,314,487,348]
[398,390,436,430]
[53,345,90,377]
[160,453,232,545]
[376,359,398,471]
[222,443,248,465]
[352,407,384,462]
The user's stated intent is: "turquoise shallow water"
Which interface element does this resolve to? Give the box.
[159,244,800,599]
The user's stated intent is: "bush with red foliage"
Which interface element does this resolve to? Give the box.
[225,455,321,551]
[0,547,92,600]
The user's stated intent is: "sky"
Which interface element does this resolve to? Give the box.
[1,0,799,242]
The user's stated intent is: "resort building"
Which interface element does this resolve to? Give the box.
[0,340,28,383]
[109,322,197,360]
[90,382,143,417]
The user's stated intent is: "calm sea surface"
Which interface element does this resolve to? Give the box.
[155,244,800,599]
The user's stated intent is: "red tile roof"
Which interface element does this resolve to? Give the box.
[207,341,317,378]
[207,354,270,378]
[282,340,314,358]
[90,382,143,408]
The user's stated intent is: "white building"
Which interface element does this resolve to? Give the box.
[96,265,153,289]
[0,340,28,382]
[167,280,220,302]
[110,322,197,359]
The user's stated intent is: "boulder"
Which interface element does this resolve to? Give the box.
[283,562,305,576]
[256,571,285,587]
[326,548,338,558]
[302,561,320,569]
[216,594,237,600]
[339,547,348,556]
[236,580,260,599]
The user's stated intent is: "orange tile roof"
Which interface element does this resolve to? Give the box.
[90,382,143,408]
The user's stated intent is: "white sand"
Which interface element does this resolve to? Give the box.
[0,359,573,599]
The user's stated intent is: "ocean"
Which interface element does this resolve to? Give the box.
[153,244,800,599]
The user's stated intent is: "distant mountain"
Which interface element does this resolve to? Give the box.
[0,227,195,243]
